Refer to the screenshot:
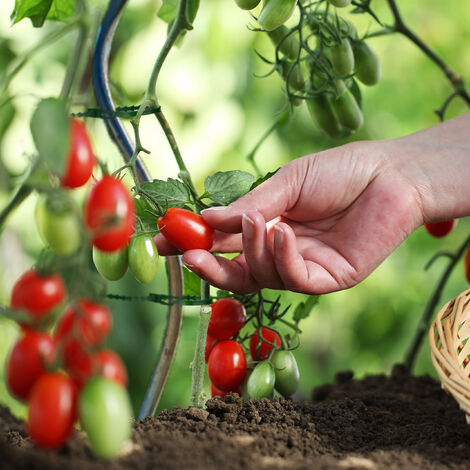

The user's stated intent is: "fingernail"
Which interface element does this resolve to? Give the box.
[201,206,227,215]
[242,213,255,239]
[183,261,195,269]
[274,225,284,245]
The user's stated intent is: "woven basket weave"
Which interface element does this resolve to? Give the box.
[429,289,470,423]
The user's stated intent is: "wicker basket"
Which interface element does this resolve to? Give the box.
[429,289,470,424]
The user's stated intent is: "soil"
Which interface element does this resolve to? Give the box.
[2,365,470,470]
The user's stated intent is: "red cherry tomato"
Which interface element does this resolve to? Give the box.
[93,350,128,387]
[60,340,93,388]
[62,119,96,189]
[205,334,216,363]
[208,340,246,391]
[424,219,457,238]
[210,381,242,398]
[10,270,66,323]
[208,298,246,340]
[28,373,77,449]
[6,331,55,401]
[465,245,470,284]
[157,208,214,251]
[84,176,135,252]
[249,328,281,361]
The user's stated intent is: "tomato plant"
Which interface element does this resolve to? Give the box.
[271,350,299,397]
[247,361,275,399]
[128,233,159,284]
[157,208,214,252]
[208,298,246,340]
[93,245,129,281]
[249,328,281,361]
[424,220,457,238]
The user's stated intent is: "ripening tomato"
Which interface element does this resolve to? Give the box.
[205,334,216,363]
[210,381,243,398]
[93,350,128,387]
[249,328,281,361]
[60,340,93,388]
[208,298,246,340]
[62,119,96,189]
[424,220,457,238]
[157,208,214,252]
[28,373,77,449]
[84,176,135,252]
[208,340,246,391]
[464,245,470,284]
[6,330,55,400]
[11,270,66,324]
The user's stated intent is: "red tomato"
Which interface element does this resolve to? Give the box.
[208,340,246,391]
[205,334,216,363]
[27,373,77,449]
[208,298,246,340]
[10,270,66,323]
[157,208,214,251]
[93,350,128,387]
[59,340,93,388]
[84,176,135,252]
[56,299,112,347]
[249,328,281,361]
[62,119,96,189]
[6,331,55,401]
[465,245,470,284]
[424,219,457,238]
[210,381,242,398]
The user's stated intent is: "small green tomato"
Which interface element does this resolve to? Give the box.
[93,245,129,281]
[247,361,275,399]
[128,234,159,284]
[271,350,299,397]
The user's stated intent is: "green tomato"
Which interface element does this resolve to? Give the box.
[280,60,305,92]
[79,378,132,459]
[93,246,128,281]
[247,362,275,399]
[267,25,299,61]
[235,0,261,9]
[331,88,363,130]
[258,0,297,32]
[35,195,82,257]
[353,41,381,86]
[306,94,342,138]
[328,0,351,7]
[271,350,299,397]
[326,39,354,77]
[128,234,159,284]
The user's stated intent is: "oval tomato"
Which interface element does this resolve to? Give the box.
[84,176,135,252]
[247,361,275,399]
[331,88,363,131]
[93,245,129,281]
[271,349,299,397]
[249,328,281,361]
[11,270,66,324]
[424,220,457,238]
[28,373,77,449]
[157,208,214,252]
[128,233,159,284]
[210,381,243,398]
[208,340,246,391]
[280,60,305,92]
[326,39,354,77]
[93,350,128,387]
[353,41,381,86]
[62,119,96,189]
[235,0,260,9]
[328,0,351,7]
[208,298,246,340]
[307,94,342,138]
[258,0,297,32]
[6,330,55,401]
[267,25,299,61]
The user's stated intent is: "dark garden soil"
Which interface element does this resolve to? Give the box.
[2,364,470,470]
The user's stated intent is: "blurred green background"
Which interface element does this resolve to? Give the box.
[1,0,470,418]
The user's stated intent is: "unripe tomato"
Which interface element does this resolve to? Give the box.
[6,330,55,401]
[93,350,128,387]
[247,361,275,399]
[326,39,354,77]
[28,373,77,449]
[35,195,82,257]
[307,94,342,138]
[271,349,299,397]
[268,25,299,61]
[280,61,305,92]
[465,245,470,284]
[331,89,363,130]
[79,378,132,459]
[249,328,281,361]
[258,0,297,32]
[208,298,246,340]
[353,41,381,86]
[128,233,159,284]
[62,119,96,189]
[210,381,242,398]
[424,220,457,238]
[11,270,66,324]
[205,334,217,363]
[93,245,129,281]
[208,340,247,391]
[157,208,214,252]
[235,0,261,9]
[84,176,135,252]
[328,0,351,7]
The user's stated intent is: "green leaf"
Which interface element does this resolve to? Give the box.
[250,169,279,191]
[186,0,199,25]
[11,0,76,27]
[157,0,177,23]
[135,196,159,235]
[30,98,69,175]
[204,171,255,206]
[183,267,202,297]
[293,295,319,324]
[139,178,192,212]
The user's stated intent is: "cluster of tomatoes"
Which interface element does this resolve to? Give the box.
[205,298,300,400]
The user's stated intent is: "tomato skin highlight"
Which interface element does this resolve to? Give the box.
[271,350,299,397]
[157,208,214,252]
[93,245,129,281]
[85,176,135,252]
[128,233,159,284]
[6,331,55,401]
[249,328,281,361]
[208,298,246,340]
[247,361,275,399]
[27,373,77,449]
[208,340,247,391]
[11,270,66,323]
[62,119,96,189]
[210,381,242,398]
[424,219,457,238]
